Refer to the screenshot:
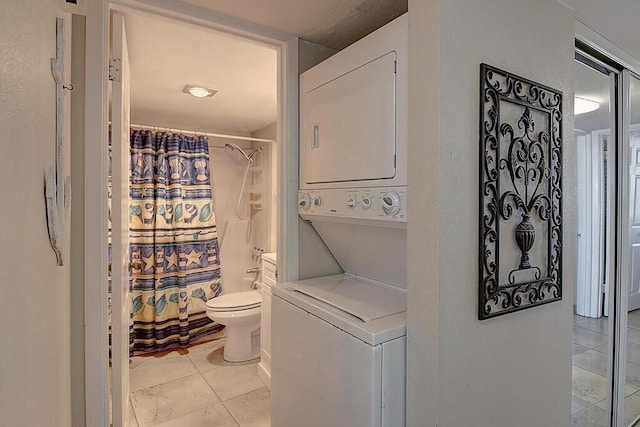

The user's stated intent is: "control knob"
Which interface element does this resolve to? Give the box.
[381,191,401,216]
[298,193,311,211]
[346,197,358,209]
[361,197,372,210]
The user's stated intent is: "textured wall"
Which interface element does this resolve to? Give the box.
[0,1,72,425]
[408,0,575,425]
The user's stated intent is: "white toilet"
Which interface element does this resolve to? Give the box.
[205,219,262,362]
[205,289,261,362]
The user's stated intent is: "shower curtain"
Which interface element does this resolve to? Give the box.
[128,129,223,353]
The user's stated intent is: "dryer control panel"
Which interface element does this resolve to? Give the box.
[298,187,407,224]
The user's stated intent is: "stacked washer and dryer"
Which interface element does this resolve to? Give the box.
[271,14,408,427]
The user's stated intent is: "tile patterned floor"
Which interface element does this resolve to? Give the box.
[128,312,640,426]
[128,338,270,427]
[572,310,640,427]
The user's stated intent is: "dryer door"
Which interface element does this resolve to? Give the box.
[302,51,397,185]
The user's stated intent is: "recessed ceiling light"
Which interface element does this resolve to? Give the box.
[183,85,217,98]
[574,97,600,115]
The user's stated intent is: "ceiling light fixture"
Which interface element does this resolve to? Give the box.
[183,85,217,98]
[574,97,600,115]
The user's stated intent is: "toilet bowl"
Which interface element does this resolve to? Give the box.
[206,290,262,362]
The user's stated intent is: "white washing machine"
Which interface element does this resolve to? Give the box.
[272,13,408,427]
[272,274,406,427]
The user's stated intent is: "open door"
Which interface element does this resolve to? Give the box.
[575,131,607,317]
[110,12,131,427]
[628,130,640,311]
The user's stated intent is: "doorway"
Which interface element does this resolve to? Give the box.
[84,1,298,425]
[109,6,279,425]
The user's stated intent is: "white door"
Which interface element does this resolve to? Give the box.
[628,131,640,311]
[110,12,131,427]
[575,133,606,317]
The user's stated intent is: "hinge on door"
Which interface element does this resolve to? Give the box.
[109,58,121,82]
[394,60,397,74]
[602,282,609,294]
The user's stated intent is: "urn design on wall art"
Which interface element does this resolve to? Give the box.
[478,63,563,320]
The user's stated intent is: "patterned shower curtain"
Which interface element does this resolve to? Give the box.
[128,129,223,354]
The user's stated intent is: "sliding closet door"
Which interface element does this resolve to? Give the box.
[573,45,640,427]
[620,71,640,427]
[572,53,617,427]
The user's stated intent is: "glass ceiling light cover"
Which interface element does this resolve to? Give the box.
[574,97,600,115]
[183,85,217,98]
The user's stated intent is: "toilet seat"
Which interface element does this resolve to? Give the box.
[206,290,261,312]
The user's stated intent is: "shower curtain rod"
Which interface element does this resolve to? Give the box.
[129,123,275,144]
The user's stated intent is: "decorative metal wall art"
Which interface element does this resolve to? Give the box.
[478,63,563,320]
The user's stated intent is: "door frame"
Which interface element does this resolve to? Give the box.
[83,1,299,424]
[576,22,640,427]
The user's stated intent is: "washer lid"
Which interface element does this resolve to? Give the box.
[206,291,261,311]
[291,275,406,322]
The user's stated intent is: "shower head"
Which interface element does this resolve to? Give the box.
[225,142,252,162]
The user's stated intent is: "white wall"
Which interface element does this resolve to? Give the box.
[252,122,278,252]
[0,1,72,425]
[406,1,440,425]
[209,140,253,239]
[209,139,258,283]
[407,0,576,425]
[296,39,343,279]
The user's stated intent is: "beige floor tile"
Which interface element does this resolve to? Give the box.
[627,329,640,346]
[186,339,228,374]
[154,402,239,427]
[187,339,257,375]
[628,342,640,365]
[203,361,265,402]
[596,390,640,424]
[131,373,220,427]
[574,342,590,355]
[622,391,640,424]
[628,310,640,331]
[626,362,640,390]
[575,315,609,335]
[573,366,609,404]
[572,395,592,415]
[129,350,198,392]
[593,344,608,355]
[225,387,271,427]
[572,404,606,427]
[128,400,139,427]
[574,350,607,376]
[574,327,608,349]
